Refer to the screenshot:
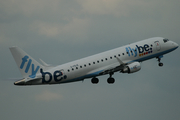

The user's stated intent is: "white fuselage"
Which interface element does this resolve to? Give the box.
[12,37,178,85]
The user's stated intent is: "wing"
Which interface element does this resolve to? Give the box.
[92,57,127,76]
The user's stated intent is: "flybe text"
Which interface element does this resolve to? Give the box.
[40,69,67,84]
[126,44,153,57]
[20,55,40,78]
[20,55,67,83]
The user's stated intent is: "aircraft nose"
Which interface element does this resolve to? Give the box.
[173,42,179,48]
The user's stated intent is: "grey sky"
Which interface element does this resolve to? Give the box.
[0,0,180,120]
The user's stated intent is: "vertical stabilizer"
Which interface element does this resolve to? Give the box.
[9,47,44,78]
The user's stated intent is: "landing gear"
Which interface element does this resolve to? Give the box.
[107,72,115,84]
[107,77,115,84]
[157,56,163,67]
[158,62,163,67]
[91,72,115,84]
[91,77,99,84]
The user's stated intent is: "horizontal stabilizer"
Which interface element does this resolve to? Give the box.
[14,77,42,85]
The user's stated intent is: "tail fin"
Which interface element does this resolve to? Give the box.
[9,47,44,78]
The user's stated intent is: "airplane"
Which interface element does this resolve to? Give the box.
[10,37,178,86]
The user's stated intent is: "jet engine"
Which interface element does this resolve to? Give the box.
[121,62,141,73]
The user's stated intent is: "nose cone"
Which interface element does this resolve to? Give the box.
[173,42,179,49]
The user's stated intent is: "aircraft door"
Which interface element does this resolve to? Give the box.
[154,41,161,51]
[60,69,67,78]
[60,69,67,79]
[60,69,64,75]
[54,69,67,82]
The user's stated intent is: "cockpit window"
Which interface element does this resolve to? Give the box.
[163,38,169,43]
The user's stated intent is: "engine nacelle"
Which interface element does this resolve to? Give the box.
[122,62,141,73]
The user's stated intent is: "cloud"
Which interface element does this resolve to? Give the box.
[30,18,90,42]
[0,0,150,19]
[35,90,63,102]
[77,0,148,17]
[0,0,61,16]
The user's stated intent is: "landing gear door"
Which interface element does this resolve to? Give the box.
[154,41,161,51]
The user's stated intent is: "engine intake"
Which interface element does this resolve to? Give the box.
[122,62,141,73]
